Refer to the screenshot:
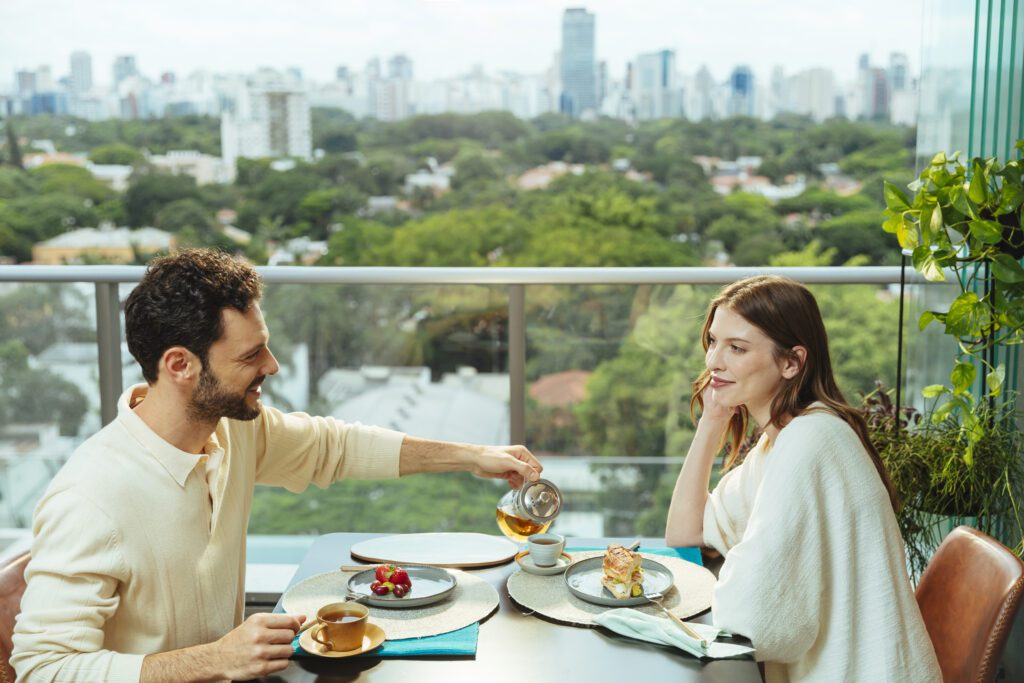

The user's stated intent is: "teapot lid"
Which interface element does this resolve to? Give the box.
[516,478,561,523]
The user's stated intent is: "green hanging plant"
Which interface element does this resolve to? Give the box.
[882,139,1024,463]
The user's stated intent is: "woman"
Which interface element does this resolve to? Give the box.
[665,275,940,682]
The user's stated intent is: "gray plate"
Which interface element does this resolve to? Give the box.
[563,556,674,607]
[347,566,457,608]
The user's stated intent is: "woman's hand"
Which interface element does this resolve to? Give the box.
[699,385,737,432]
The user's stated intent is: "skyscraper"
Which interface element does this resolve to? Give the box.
[388,55,414,81]
[728,65,755,117]
[889,52,910,91]
[632,50,681,120]
[221,76,312,167]
[559,8,596,117]
[113,55,137,86]
[69,51,93,94]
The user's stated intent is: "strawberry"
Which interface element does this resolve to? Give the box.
[374,564,396,582]
[391,568,410,587]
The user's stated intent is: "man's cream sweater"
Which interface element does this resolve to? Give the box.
[11,385,404,682]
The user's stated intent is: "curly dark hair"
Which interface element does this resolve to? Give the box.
[125,249,263,384]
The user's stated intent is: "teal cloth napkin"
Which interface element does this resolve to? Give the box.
[593,608,755,659]
[567,545,703,566]
[292,622,477,658]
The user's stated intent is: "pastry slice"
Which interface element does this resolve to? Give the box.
[601,544,644,599]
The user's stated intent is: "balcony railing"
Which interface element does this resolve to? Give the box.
[0,265,927,437]
[0,264,944,599]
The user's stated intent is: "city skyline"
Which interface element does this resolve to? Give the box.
[1,0,922,88]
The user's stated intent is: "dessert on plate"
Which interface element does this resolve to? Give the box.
[600,544,644,599]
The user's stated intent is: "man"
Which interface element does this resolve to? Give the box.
[11,249,541,682]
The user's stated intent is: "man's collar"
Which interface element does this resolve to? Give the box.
[117,384,220,487]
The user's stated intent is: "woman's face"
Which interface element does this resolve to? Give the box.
[704,306,799,426]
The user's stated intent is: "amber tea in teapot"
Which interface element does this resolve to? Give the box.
[496,478,562,542]
[495,506,552,541]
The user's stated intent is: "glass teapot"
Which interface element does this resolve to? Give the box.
[495,478,562,542]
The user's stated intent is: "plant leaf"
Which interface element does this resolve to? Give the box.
[930,152,947,166]
[918,310,939,331]
[929,202,944,238]
[921,384,948,398]
[985,364,1006,396]
[896,215,920,250]
[991,253,1024,283]
[969,219,1003,244]
[949,183,971,215]
[968,162,988,203]
[884,181,911,212]
[882,213,903,234]
[912,245,944,281]
[944,292,991,337]
[950,361,976,395]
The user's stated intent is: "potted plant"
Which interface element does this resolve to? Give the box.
[879,139,1024,563]
[860,384,1023,577]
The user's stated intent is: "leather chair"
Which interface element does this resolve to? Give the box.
[916,526,1024,683]
[0,552,29,683]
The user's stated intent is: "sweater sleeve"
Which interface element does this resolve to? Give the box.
[252,406,405,491]
[709,422,834,664]
[11,489,144,683]
[703,462,751,555]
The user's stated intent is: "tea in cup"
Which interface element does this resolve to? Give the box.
[311,601,368,651]
[527,532,566,567]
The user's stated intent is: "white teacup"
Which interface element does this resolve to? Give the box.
[527,532,565,567]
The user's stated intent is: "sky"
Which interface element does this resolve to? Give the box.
[0,0,923,89]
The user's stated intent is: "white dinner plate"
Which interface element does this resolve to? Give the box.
[350,532,518,568]
[346,565,457,608]
[563,556,674,607]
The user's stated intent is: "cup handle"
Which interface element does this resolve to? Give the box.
[310,624,333,651]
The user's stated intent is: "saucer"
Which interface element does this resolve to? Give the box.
[298,622,385,658]
[515,550,572,576]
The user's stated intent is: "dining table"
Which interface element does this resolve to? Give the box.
[241,532,761,682]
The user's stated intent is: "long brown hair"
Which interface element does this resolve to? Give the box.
[689,275,900,512]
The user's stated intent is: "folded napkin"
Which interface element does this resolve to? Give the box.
[593,608,755,660]
[292,623,477,658]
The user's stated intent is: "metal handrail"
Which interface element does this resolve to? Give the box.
[0,265,927,285]
[0,265,928,434]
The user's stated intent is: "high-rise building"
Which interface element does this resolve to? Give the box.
[684,65,715,120]
[889,52,910,91]
[16,70,37,95]
[221,77,312,167]
[388,55,413,81]
[863,67,891,120]
[113,55,137,86]
[69,51,93,94]
[632,50,682,120]
[35,66,54,92]
[559,8,596,117]
[785,68,836,121]
[727,65,755,117]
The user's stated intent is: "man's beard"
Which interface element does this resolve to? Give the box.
[187,366,263,422]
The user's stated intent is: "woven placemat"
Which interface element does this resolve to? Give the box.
[282,569,498,640]
[506,551,715,627]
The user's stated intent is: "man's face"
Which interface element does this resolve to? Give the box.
[187,304,279,422]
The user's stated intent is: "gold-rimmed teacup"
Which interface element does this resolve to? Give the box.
[310,601,368,651]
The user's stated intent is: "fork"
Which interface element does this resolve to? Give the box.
[643,592,708,649]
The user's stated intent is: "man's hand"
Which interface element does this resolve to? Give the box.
[468,444,542,488]
[398,436,542,486]
[140,612,305,683]
[212,612,304,681]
